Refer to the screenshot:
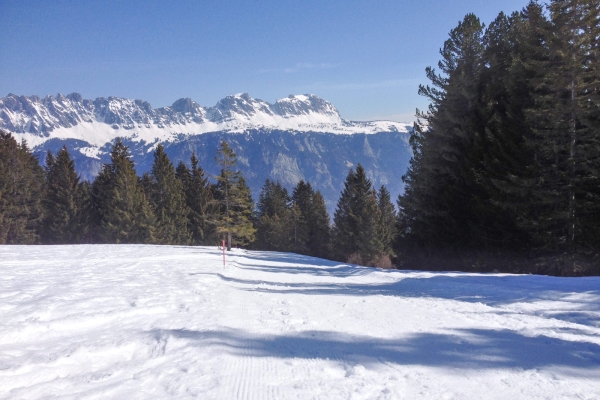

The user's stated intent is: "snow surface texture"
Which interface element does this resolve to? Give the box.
[1,245,599,399]
[0,93,411,151]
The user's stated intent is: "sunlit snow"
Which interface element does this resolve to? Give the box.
[1,245,599,399]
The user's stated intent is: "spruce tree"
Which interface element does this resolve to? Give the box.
[91,138,155,244]
[41,146,88,243]
[230,176,256,248]
[376,185,397,257]
[399,14,488,251]
[214,141,255,250]
[546,0,600,250]
[474,9,540,250]
[176,153,216,245]
[290,180,315,254]
[332,164,382,264]
[147,144,191,245]
[308,190,331,259]
[518,0,600,251]
[0,131,44,244]
[256,179,292,251]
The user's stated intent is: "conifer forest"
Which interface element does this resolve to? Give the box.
[1,1,599,276]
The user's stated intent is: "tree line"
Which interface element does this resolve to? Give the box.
[0,131,398,267]
[398,0,599,274]
[2,1,597,275]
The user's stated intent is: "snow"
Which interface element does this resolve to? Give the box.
[2,93,412,153]
[12,117,411,150]
[1,245,598,399]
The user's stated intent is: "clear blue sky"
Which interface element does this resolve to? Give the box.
[1,0,532,122]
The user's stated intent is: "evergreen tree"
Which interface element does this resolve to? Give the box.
[398,2,600,267]
[291,180,330,258]
[214,141,255,250]
[516,0,600,251]
[332,164,382,264]
[0,131,44,244]
[231,176,257,247]
[376,185,396,257]
[474,9,542,250]
[175,153,216,245]
[308,190,331,259]
[256,179,293,251]
[399,14,492,251]
[146,145,191,245]
[91,138,155,244]
[545,0,600,250]
[258,180,290,219]
[290,180,314,254]
[40,146,88,243]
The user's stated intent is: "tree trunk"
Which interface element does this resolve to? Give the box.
[569,77,576,248]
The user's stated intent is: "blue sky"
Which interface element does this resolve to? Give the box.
[1,0,531,122]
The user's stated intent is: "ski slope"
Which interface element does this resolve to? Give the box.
[1,245,599,399]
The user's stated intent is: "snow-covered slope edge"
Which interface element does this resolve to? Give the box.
[0,93,411,149]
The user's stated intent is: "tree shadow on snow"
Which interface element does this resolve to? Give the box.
[213,268,600,328]
[149,327,600,375]
[237,251,353,269]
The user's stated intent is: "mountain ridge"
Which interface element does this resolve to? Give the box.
[0,92,411,150]
[0,92,413,214]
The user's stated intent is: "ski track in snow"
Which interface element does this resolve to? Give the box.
[0,245,599,399]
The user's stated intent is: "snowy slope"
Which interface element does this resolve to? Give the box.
[1,245,599,399]
[0,93,411,149]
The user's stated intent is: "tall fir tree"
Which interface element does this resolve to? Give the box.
[231,176,257,247]
[290,180,315,254]
[41,146,88,243]
[146,144,191,245]
[546,0,600,250]
[91,138,155,244]
[0,131,44,244]
[376,185,397,257]
[307,190,331,259]
[332,164,382,264]
[399,14,491,251]
[256,179,293,251]
[214,141,255,250]
[175,153,216,245]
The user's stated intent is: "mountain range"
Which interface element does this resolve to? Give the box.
[0,92,413,214]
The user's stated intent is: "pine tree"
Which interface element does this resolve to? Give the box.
[399,14,488,251]
[376,185,396,257]
[91,138,155,244]
[214,141,255,250]
[146,144,191,245]
[519,0,600,251]
[547,0,600,250]
[175,153,216,245]
[308,190,331,259]
[467,9,541,250]
[40,146,88,243]
[256,179,292,251]
[290,180,315,254]
[332,164,382,264]
[230,176,256,248]
[0,131,44,244]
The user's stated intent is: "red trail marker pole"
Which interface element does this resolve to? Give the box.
[222,240,226,267]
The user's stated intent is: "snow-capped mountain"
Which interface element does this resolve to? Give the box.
[0,92,409,149]
[0,92,413,214]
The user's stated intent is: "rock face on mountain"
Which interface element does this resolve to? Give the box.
[0,93,413,214]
